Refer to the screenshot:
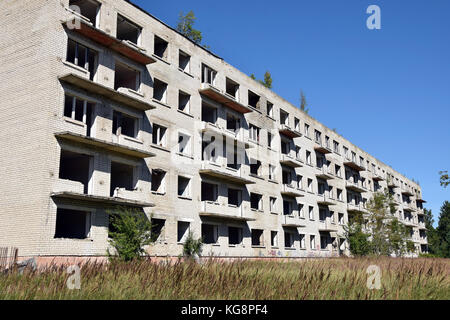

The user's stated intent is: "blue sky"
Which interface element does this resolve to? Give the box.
[132,0,450,225]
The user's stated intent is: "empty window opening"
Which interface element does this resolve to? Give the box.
[310,235,316,249]
[63,95,94,135]
[66,39,97,80]
[282,170,292,185]
[179,50,190,73]
[202,224,218,244]
[226,78,239,100]
[201,182,218,202]
[250,160,261,176]
[283,200,293,216]
[228,188,241,207]
[201,64,217,85]
[54,208,91,239]
[202,135,217,162]
[294,118,300,131]
[151,218,165,241]
[320,234,329,250]
[69,0,100,26]
[112,111,137,138]
[249,124,260,142]
[178,176,191,198]
[250,193,263,210]
[267,102,274,117]
[281,140,289,155]
[319,208,327,221]
[226,114,240,133]
[177,221,190,243]
[284,232,294,248]
[151,169,166,194]
[228,227,243,245]
[114,62,140,91]
[309,206,314,220]
[271,231,278,247]
[248,90,260,109]
[117,14,141,45]
[152,124,167,147]
[251,229,264,246]
[270,197,277,213]
[59,150,92,194]
[280,110,289,126]
[154,35,168,60]
[226,142,240,170]
[202,103,217,124]
[110,162,135,197]
[153,78,167,103]
[178,132,191,155]
[178,91,190,113]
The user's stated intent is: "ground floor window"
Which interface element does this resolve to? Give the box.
[54,208,91,239]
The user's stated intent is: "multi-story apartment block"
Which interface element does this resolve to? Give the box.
[0,0,427,262]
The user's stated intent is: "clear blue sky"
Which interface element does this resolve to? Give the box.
[132,0,450,225]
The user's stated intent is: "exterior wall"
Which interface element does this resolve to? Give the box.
[0,0,427,259]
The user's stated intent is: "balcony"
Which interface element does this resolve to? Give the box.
[387,179,399,188]
[403,202,416,212]
[372,172,385,182]
[317,193,337,206]
[315,166,334,180]
[199,162,255,185]
[55,132,155,159]
[279,124,302,139]
[282,215,306,228]
[344,157,365,172]
[402,219,416,227]
[318,220,339,232]
[416,198,427,204]
[62,15,155,65]
[59,73,156,112]
[200,122,252,149]
[401,186,414,196]
[347,203,368,214]
[345,180,367,193]
[199,201,255,222]
[199,83,253,114]
[314,142,332,155]
[281,183,305,198]
[280,153,303,168]
[51,191,154,208]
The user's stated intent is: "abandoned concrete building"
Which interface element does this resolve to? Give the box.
[0,0,428,262]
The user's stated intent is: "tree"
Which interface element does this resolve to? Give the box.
[176,11,204,46]
[436,201,450,258]
[343,190,412,257]
[107,207,155,262]
[182,231,203,260]
[300,90,309,114]
[423,208,440,255]
[250,71,273,89]
[439,171,449,188]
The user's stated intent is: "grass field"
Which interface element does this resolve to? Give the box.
[0,257,449,300]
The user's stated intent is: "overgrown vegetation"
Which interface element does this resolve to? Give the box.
[1,258,448,300]
[440,170,449,188]
[425,202,450,258]
[344,190,413,257]
[300,90,309,114]
[182,231,203,260]
[250,71,273,89]
[176,11,208,48]
[107,207,154,262]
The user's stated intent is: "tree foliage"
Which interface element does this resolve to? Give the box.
[435,201,450,257]
[249,71,273,89]
[176,11,205,47]
[107,207,155,262]
[439,171,449,188]
[343,190,412,257]
[300,90,309,114]
[182,231,203,259]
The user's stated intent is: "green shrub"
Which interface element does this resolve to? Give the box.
[182,231,203,259]
[107,207,154,262]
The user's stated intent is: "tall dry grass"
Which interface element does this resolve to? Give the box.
[0,257,448,300]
